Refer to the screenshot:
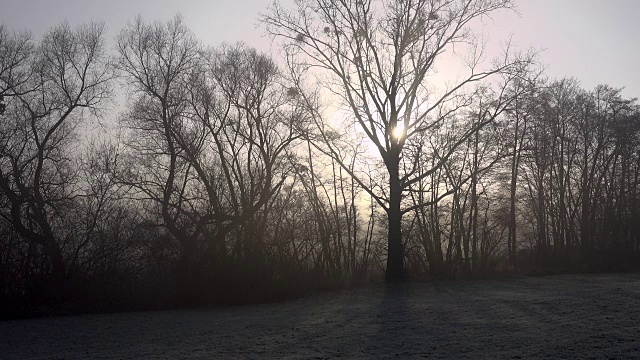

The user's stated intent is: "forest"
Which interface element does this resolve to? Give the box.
[1,0,639,317]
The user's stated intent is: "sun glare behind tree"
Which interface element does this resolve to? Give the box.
[392,125,404,139]
[263,0,537,281]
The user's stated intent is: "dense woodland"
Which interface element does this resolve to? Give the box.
[1,0,639,316]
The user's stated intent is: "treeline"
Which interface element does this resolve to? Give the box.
[0,18,388,315]
[1,7,639,315]
[401,79,640,277]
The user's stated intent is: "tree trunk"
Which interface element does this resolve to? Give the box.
[508,110,523,269]
[176,237,197,305]
[46,239,66,303]
[386,159,404,282]
[508,177,517,267]
[471,129,479,274]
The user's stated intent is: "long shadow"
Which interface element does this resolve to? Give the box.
[366,283,437,358]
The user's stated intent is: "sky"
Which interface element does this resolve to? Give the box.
[1,0,639,99]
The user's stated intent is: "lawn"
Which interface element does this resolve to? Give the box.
[2,274,639,359]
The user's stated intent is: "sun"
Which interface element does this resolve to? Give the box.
[393,126,404,139]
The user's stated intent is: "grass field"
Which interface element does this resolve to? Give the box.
[1,274,639,359]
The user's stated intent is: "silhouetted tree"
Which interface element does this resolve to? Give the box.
[264,0,534,280]
[115,16,303,301]
[0,22,112,301]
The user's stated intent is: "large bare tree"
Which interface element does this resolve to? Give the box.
[0,22,112,298]
[263,0,532,280]
[115,17,302,298]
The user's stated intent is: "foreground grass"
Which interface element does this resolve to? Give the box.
[2,274,639,359]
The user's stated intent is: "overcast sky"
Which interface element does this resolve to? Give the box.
[2,0,639,98]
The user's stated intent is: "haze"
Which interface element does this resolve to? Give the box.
[1,0,639,98]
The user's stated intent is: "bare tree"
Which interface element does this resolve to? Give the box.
[115,16,208,299]
[263,0,532,280]
[116,16,303,299]
[0,22,112,299]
